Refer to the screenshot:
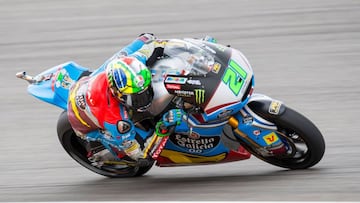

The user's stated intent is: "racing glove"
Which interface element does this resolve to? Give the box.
[138,33,156,44]
[156,109,184,137]
[142,109,184,160]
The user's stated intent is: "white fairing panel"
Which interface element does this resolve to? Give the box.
[204,48,253,114]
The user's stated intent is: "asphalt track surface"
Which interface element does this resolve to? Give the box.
[1,0,360,201]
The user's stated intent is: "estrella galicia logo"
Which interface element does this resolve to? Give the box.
[169,133,220,154]
[194,89,205,104]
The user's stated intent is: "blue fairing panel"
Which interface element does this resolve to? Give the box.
[27,61,89,110]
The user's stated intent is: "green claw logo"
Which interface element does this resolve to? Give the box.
[194,89,205,104]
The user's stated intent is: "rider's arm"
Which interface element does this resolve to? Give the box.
[117,33,168,67]
[92,33,164,76]
[117,33,155,57]
[123,35,167,67]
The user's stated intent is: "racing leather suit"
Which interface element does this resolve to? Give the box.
[67,34,166,161]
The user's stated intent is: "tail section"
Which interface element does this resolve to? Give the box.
[17,61,90,110]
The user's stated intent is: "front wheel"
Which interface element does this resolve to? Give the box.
[57,111,154,178]
[241,106,325,169]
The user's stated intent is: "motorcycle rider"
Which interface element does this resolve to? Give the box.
[67,33,187,165]
[67,33,217,165]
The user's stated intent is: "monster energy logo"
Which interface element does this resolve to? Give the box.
[194,89,205,104]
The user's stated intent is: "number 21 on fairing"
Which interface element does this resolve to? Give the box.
[222,60,247,96]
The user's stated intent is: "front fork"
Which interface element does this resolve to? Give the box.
[227,94,288,157]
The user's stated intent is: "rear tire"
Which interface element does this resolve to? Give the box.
[57,111,154,177]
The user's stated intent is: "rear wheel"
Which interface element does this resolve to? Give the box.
[57,111,154,178]
[241,107,325,169]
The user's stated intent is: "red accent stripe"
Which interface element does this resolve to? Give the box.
[205,101,238,114]
[191,113,205,123]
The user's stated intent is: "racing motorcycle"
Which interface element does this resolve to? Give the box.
[16,38,325,178]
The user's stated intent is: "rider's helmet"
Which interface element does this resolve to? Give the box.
[105,56,153,112]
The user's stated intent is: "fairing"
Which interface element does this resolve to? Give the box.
[27,62,90,110]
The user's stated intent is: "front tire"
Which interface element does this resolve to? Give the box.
[57,111,154,178]
[243,106,325,169]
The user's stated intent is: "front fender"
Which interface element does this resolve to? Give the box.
[245,93,286,121]
[228,94,288,153]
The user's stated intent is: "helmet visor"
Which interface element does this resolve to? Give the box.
[129,86,154,112]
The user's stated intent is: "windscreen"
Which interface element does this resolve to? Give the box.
[162,39,215,76]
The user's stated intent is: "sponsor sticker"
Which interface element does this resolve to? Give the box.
[253,130,261,136]
[211,63,221,74]
[194,89,205,104]
[174,90,194,97]
[243,116,253,124]
[117,120,131,134]
[269,101,282,115]
[55,69,73,89]
[263,132,279,145]
[165,76,187,84]
[75,95,86,110]
[170,133,220,153]
[100,130,112,141]
[152,136,169,159]
[186,79,201,85]
[135,75,144,87]
[217,109,233,119]
[188,131,200,140]
[165,84,181,90]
